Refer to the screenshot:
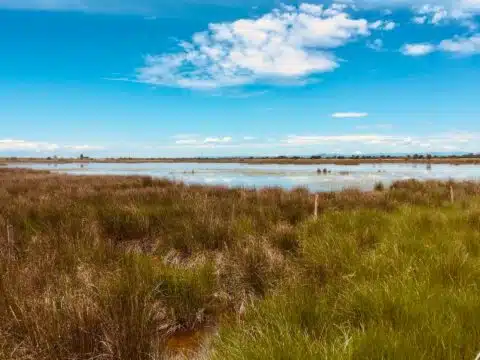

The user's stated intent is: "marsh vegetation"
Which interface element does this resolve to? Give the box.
[0,169,479,359]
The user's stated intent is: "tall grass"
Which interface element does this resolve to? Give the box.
[212,206,480,360]
[0,169,479,359]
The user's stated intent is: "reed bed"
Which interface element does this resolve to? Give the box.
[0,168,479,359]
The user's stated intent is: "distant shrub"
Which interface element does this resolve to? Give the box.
[374,181,385,192]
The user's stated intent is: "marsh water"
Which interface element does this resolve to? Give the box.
[8,162,480,192]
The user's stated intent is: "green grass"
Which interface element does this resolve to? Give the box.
[212,206,480,360]
[0,169,479,359]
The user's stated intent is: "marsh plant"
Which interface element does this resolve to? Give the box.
[0,169,479,359]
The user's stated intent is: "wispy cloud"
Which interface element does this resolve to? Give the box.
[63,144,105,151]
[281,131,480,150]
[0,139,104,153]
[204,137,232,144]
[136,3,387,89]
[134,131,480,155]
[3,132,477,157]
[0,139,59,152]
[332,112,369,118]
[172,135,234,146]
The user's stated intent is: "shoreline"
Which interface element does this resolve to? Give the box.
[2,157,480,165]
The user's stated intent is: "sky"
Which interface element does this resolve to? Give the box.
[0,0,479,157]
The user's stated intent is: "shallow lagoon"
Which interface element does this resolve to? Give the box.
[9,162,480,192]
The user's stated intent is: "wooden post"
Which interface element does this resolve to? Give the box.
[7,224,13,245]
[6,224,13,258]
[314,194,319,220]
[450,185,455,204]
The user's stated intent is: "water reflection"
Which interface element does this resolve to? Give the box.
[8,162,480,192]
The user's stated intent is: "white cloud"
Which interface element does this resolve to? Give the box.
[0,139,103,153]
[175,139,198,145]
[384,21,397,30]
[369,20,397,31]
[243,136,256,141]
[412,16,428,24]
[157,131,480,156]
[439,34,480,54]
[0,139,59,152]
[172,135,234,145]
[63,145,105,151]
[412,3,479,29]
[204,137,233,144]
[402,34,480,56]
[299,3,324,15]
[136,3,376,89]
[414,4,449,24]
[280,132,480,151]
[401,43,436,56]
[332,112,369,118]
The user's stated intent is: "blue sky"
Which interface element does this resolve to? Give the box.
[1,0,479,157]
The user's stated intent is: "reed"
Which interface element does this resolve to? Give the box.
[0,168,479,359]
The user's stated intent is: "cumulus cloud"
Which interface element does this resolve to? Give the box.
[412,16,428,24]
[401,43,436,56]
[402,34,480,56]
[384,21,397,30]
[369,20,397,31]
[414,4,449,24]
[136,3,378,89]
[439,34,480,54]
[332,112,369,118]
[412,3,479,29]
